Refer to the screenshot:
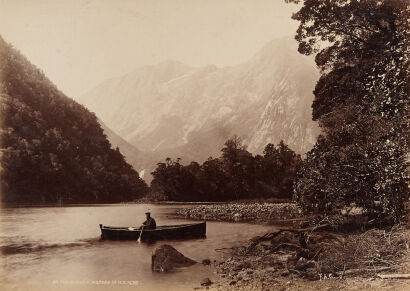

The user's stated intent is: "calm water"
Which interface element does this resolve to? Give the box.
[0,204,275,290]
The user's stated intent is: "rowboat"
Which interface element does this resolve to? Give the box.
[99,221,206,241]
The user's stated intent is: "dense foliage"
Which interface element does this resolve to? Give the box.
[0,36,148,204]
[150,136,302,201]
[289,0,409,223]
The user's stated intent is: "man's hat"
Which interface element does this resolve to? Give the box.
[145,212,150,215]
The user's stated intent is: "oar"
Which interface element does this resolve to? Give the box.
[137,226,144,243]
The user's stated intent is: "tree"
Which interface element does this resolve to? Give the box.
[149,137,302,201]
[290,0,409,223]
[221,136,255,199]
[259,141,302,199]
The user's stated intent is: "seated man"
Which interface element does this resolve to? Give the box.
[142,212,156,230]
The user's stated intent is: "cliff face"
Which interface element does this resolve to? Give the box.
[80,37,320,178]
[0,36,148,204]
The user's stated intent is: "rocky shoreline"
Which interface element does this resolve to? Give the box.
[198,227,409,291]
[169,203,410,291]
[203,234,410,291]
[173,202,302,225]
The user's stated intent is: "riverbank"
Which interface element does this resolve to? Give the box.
[173,202,303,225]
[172,203,409,290]
[199,225,410,291]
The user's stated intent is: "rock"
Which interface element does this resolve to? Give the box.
[295,260,316,272]
[233,264,243,271]
[246,270,254,275]
[233,213,242,222]
[200,278,212,286]
[281,270,290,277]
[264,267,276,273]
[304,267,320,281]
[202,259,211,265]
[229,280,237,285]
[152,244,196,272]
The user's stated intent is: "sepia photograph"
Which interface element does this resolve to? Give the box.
[0,0,409,290]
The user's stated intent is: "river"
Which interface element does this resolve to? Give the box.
[0,204,275,290]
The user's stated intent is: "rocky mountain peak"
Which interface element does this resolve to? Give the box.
[79,36,320,178]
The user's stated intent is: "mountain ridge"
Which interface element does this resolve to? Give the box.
[0,36,148,203]
[80,36,320,180]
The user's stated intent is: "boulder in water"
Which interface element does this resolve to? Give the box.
[152,244,197,272]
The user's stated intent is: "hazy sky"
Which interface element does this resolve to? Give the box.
[0,0,299,98]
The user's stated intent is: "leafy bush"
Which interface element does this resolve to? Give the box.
[291,0,409,223]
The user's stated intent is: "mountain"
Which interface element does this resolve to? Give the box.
[80,37,320,178]
[0,36,148,204]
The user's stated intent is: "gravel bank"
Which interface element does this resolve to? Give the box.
[174,203,302,224]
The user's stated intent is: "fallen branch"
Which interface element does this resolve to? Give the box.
[335,267,393,277]
[215,247,243,253]
[270,243,302,252]
[269,216,316,223]
[246,224,331,254]
[378,274,410,279]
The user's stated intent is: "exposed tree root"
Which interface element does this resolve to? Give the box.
[242,224,409,280]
